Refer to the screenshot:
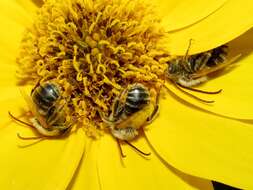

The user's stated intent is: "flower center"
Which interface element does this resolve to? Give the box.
[16,0,170,137]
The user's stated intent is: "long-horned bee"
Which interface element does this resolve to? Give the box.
[166,40,240,103]
[9,81,71,138]
[100,83,159,157]
[167,41,240,87]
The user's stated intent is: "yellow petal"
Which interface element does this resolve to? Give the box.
[165,0,253,55]
[15,0,39,13]
[0,1,33,57]
[83,135,213,190]
[146,90,253,189]
[0,98,86,189]
[67,138,101,190]
[153,0,227,31]
[0,0,33,27]
[0,53,85,189]
[166,29,253,120]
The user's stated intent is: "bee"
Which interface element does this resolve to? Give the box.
[9,81,71,138]
[167,40,239,87]
[100,83,159,157]
[165,40,240,103]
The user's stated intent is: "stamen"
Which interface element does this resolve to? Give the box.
[124,140,151,156]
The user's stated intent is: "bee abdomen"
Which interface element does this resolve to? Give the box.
[32,83,60,114]
[125,85,150,115]
[207,45,228,66]
[46,105,66,126]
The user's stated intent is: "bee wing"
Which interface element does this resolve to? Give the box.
[19,88,50,129]
[190,54,241,79]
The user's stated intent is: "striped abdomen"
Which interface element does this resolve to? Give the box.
[32,83,60,113]
[184,45,228,73]
[125,84,150,116]
[31,83,65,126]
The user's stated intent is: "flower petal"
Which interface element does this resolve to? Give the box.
[153,0,227,31]
[166,29,253,120]
[15,0,39,13]
[92,135,213,190]
[66,138,101,190]
[165,0,253,55]
[0,1,33,57]
[0,0,33,27]
[0,97,86,190]
[0,55,85,189]
[146,90,253,189]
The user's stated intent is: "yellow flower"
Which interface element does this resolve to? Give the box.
[0,0,252,190]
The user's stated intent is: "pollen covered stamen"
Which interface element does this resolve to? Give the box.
[16,0,170,137]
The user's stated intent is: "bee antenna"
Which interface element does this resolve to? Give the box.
[176,83,222,94]
[171,83,215,103]
[116,139,126,158]
[17,133,45,140]
[8,111,35,128]
[124,140,151,156]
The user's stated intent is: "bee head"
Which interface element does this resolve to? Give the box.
[166,59,183,79]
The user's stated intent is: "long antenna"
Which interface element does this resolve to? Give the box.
[124,140,151,156]
[8,111,34,128]
[116,139,126,158]
[176,83,222,94]
[170,83,215,103]
[17,133,45,140]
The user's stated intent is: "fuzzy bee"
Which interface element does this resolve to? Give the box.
[9,82,71,138]
[167,41,239,87]
[100,83,159,156]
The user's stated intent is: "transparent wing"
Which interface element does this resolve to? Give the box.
[190,54,241,79]
[19,88,49,129]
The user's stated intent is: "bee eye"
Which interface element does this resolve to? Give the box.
[168,63,177,74]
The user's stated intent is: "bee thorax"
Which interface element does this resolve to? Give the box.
[178,76,208,87]
[111,127,138,140]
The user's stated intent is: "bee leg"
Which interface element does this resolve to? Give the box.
[31,78,42,94]
[30,118,62,137]
[176,82,222,94]
[98,108,114,125]
[195,52,212,71]
[182,39,193,63]
[111,97,124,119]
[124,140,151,156]
[146,105,159,124]
[146,88,160,123]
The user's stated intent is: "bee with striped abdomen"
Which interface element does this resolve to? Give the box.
[164,40,241,103]
[167,42,232,87]
[100,83,159,157]
[9,81,72,138]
